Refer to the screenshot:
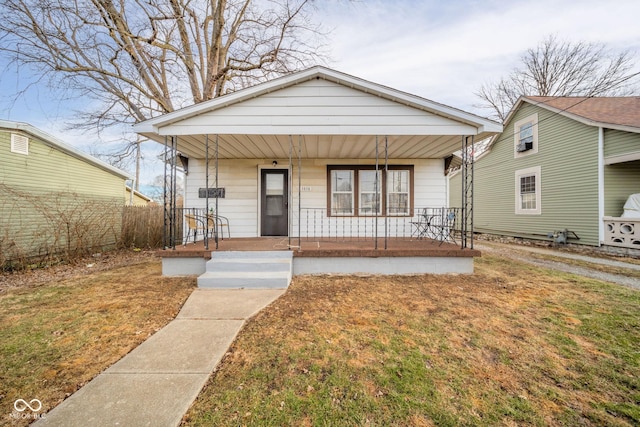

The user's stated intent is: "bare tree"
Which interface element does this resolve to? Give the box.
[0,0,328,187]
[476,35,640,122]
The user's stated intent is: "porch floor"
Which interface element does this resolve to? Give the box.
[158,237,480,260]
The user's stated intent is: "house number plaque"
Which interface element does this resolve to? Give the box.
[198,188,225,198]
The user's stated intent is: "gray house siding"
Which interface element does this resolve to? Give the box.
[450,102,601,246]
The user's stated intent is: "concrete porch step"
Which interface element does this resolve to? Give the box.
[197,251,293,289]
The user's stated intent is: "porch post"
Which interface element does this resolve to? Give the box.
[384,136,389,250]
[288,135,293,249]
[204,134,209,250]
[215,134,219,250]
[298,135,302,251]
[375,135,379,250]
[461,135,475,249]
[162,136,178,249]
[163,135,169,249]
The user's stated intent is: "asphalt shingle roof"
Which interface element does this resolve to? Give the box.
[524,96,640,130]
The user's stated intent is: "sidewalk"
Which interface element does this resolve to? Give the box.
[35,288,285,427]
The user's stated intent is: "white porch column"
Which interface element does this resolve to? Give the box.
[598,127,605,245]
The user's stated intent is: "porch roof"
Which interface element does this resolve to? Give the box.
[134,66,502,159]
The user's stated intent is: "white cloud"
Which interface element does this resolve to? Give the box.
[320,0,640,112]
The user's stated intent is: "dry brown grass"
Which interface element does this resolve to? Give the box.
[185,255,640,426]
[0,252,195,426]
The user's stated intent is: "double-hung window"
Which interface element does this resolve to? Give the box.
[513,113,538,157]
[358,170,382,215]
[330,169,355,216]
[515,166,541,215]
[328,166,413,216]
[387,169,410,215]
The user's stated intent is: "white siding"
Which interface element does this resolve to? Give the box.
[160,80,477,136]
[186,158,446,238]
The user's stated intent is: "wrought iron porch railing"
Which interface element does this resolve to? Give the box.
[165,206,464,250]
[296,207,463,243]
[165,207,229,249]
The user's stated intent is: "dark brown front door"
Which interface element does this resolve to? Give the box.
[261,169,288,236]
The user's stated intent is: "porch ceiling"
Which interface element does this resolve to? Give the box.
[165,133,489,160]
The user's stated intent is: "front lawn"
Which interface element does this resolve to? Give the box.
[184,255,640,426]
[1,251,638,426]
[0,252,195,426]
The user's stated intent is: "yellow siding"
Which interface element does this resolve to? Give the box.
[1,129,127,262]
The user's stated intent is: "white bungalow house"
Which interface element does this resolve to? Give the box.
[134,66,501,279]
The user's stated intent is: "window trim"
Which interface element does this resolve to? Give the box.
[327,165,414,217]
[515,166,541,215]
[513,113,538,158]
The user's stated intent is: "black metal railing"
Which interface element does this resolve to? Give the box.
[296,207,463,246]
[172,207,230,249]
[169,206,463,250]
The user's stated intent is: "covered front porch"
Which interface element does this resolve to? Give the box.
[134,67,502,276]
[160,236,480,277]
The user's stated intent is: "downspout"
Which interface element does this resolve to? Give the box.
[598,127,605,246]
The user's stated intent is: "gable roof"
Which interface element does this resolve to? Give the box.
[134,66,501,160]
[1,119,131,180]
[135,66,501,136]
[516,96,640,133]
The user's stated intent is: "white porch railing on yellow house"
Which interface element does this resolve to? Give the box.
[603,217,640,249]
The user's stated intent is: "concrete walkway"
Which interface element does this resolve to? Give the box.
[35,288,285,427]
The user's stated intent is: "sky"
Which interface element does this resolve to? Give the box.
[1,0,639,187]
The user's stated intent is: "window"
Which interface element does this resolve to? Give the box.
[515,166,541,215]
[330,170,354,216]
[10,133,29,155]
[328,166,413,216]
[513,113,538,157]
[359,170,382,215]
[387,169,410,215]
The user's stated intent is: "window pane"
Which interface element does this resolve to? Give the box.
[388,170,408,192]
[359,170,381,192]
[521,193,536,210]
[520,175,535,193]
[359,170,381,215]
[387,170,409,215]
[266,174,284,196]
[519,122,533,144]
[332,193,353,215]
[266,196,283,216]
[520,175,536,210]
[359,193,381,215]
[332,170,352,191]
[388,194,408,214]
[331,170,354,215]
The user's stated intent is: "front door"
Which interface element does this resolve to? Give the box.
[261,169,288,236]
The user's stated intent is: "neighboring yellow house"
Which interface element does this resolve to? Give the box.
[126,186,155,206]
[0,120,132,265]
